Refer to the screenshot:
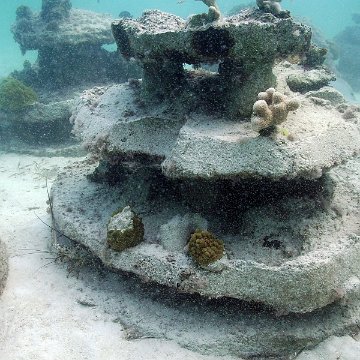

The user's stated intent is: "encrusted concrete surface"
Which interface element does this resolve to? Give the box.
[112,9,311,117]
[162,101,360,179]
[286,68,336,93]
[50,157,360,356]
[51,154,360,314]
[71,84,186,158]
[71,82,360,180]
[112,9,310,62]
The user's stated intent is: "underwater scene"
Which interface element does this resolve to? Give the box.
[1,0,360,359]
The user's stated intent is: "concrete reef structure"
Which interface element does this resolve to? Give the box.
[112,9,310,118]
[11,0,135,89]
[50,5,360,358]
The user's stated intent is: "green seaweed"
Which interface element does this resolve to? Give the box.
[0,77,37,112]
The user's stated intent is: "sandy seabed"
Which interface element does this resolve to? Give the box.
[0,152,360,360]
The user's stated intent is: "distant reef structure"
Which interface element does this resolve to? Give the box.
[11,0,140,89]
[2,0,141,149]
[352,12,360,24]
[334,14,360,92]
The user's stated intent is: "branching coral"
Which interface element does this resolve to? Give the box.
[188,229,224,266]
[0,77,37,112]
[197,0,221,21]
[256,0,290,18]
[251,88,300,133]
[188,0,221,27]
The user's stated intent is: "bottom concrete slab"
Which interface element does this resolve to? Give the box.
[49,155,360,357]
[50,155,360,314]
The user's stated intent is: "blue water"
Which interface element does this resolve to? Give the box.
[1,0,360,77]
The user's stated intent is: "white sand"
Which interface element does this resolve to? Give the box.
[0,152,359,360]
